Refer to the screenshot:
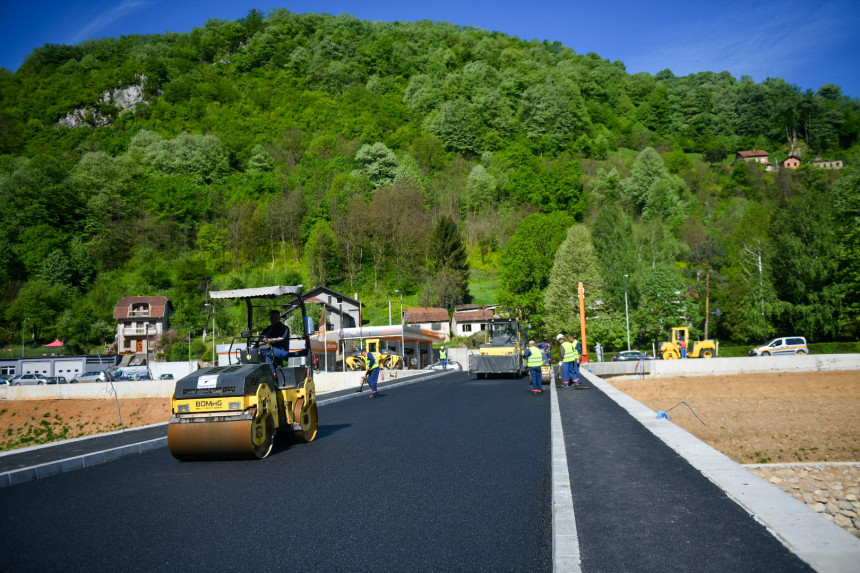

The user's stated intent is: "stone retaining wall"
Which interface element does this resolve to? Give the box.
[747,463,860,537]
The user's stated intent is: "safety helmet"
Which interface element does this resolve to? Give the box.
[556,334,564,340]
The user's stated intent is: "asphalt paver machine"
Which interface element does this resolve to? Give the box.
[167,286,319,460]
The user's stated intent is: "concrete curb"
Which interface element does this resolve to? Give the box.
[581,369,860,573]
[551,380,581,573]
[0,371,448,488]
[0,437,166,488]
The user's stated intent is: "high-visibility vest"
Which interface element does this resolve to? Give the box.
[527,346,544,367]
[439,348,447,360]
[365,352,380,371]
[562,341,579,362]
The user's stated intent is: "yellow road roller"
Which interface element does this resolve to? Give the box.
[168,285,319,460]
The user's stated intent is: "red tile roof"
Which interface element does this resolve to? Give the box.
[736,149,769,158]
[403,308,450,323]
[113,296,171,319]
[453,309,494,322]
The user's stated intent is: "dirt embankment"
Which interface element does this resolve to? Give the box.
[610,370,860,464]
[0,398,169,451]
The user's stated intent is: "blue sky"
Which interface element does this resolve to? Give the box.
[1,0,858,97]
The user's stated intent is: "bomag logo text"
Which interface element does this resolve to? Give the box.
[196,400,223,408]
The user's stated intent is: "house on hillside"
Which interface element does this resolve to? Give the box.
[302,286,361,331]
[810,159,843,170]
[113,296,172,357]
[451,306,495,337]
[781,154,801,169]
[403,307,450,340]
[735,149,770,164]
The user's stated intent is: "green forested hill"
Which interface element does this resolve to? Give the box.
[0,9,858,357]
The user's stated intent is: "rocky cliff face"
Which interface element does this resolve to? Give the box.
[56,75,148,128]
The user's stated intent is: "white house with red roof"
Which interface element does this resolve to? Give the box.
[735,149,770,164]
[451,306,496,337]
[403,307,450,340]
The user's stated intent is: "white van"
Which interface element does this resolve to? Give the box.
[749,337,808,356]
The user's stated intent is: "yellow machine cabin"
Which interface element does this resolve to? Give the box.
[660,326,717,360]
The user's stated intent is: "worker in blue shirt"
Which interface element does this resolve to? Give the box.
[362,348,380,398]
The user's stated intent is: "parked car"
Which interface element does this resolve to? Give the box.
[158,373,174,380]
[423,360,463,371]
[45,376,68,384]
[612,350,656,362]
[0,375,12,385]
[750,337,808,356]
[70,371,109,384]
[11,373,49,385]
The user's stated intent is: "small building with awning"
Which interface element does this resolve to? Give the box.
[313,324,446,370]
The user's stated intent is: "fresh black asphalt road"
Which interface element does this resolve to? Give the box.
[0,372,552,572]
[557,381,812,572]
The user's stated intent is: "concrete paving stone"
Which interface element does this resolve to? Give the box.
[554,534,580,557]
[553,555,582,572]
[59,457,85,473]
[9,467,36,486]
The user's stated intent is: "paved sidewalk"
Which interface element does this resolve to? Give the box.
[556,378,810,571]
[553,370,860,572]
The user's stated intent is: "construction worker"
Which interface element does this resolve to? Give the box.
[439,346,448,370]
[560,334,580,387]
[526,340,544,394]
[362,348,380,398]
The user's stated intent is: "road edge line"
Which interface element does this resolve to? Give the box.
[551,383,582,573]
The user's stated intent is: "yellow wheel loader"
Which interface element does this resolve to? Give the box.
[660,326,717,360]
[167,286,319,460]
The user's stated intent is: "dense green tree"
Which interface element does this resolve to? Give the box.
[543,224,605,336]
[769,192,844,340]
[498,212,573,322]
[427,214,469,309]
[592,204,637,311]
[353,142,399,188]
[633,264,687,344]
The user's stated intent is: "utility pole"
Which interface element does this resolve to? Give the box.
[704,263,710,340]
[21,318,29,358]
[624,275,631,351]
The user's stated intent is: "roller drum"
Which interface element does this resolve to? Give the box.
[168,418,273,461]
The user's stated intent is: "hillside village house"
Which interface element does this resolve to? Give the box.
[403,308,451,341]
[810,159,843,169]
[736,149,770,164]
[451,306,495,337]
[781,155,801,169]
[302,286,361,331]
[113,296,172,357]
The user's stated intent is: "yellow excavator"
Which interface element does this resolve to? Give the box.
[660,326,717,360]
[345,338,404,370]
[167,286,319,460]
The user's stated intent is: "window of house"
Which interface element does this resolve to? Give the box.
[463,324,472,332]
[431,323,441,330]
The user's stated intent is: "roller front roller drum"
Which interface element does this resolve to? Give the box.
[168,417,274,461]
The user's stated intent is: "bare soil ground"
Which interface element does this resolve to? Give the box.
[610,370,860,464]
[0,398,169,451]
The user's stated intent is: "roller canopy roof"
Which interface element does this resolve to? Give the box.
[209,286,303,300]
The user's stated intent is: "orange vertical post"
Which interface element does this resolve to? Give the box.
[578,282,588,363]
